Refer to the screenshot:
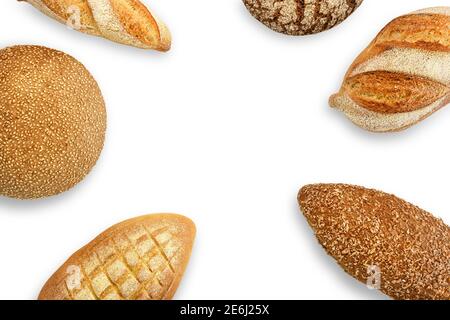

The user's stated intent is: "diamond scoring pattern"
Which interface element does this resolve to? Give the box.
[62,224,182,300]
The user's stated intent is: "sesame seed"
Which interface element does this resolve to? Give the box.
[0,45,107,199]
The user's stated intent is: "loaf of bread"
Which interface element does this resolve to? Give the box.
[243,0,363,35]
[330,7,450,132]
[21,0,171,51]
[39,214,196,300]
[0,45,106,199]
[298,184,449,300]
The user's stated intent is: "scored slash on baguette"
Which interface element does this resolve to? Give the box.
[38,214,196,300]
[298,184,449,300]
[330,7,450,132]
[20,0,171,51]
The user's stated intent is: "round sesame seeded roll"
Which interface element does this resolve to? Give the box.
[243,0,363,35]
[0,45,106,199]
[298,184,449,300]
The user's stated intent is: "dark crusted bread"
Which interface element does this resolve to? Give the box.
[298,184,449,300]
[243,0,363,35]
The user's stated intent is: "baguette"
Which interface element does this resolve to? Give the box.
[21,0,171,51]
[39,214,196,300]
[330,7,450,132]
[243,0,363,35]
[298,184,449,300]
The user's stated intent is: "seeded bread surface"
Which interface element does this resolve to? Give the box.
[298,184,449,300]
[0,45,106,199]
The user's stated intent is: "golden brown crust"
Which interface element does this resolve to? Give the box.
[298,184,450,300]
[110,0,169,52]
[21,0,171,51]
[41,0,100,34]
[0,45,106,199]
[344,71,449,113]
[349,12,450,75]
[39,214,196,300]
[330,90,450,133]
[330,7,450,132]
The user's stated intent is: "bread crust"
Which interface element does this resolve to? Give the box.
[0,45,106,199]
[298,184,450,300]
[330,7,450,132]
[243,0,363,35]
[38,214,196,300]
[21,0,171,51]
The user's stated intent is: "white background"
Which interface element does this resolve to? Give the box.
[0,0,448,300]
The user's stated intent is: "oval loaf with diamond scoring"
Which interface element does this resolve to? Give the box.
[39,214,196,300]
[298,184,450,300]
[243,0,363,35]
[330,7,450,132]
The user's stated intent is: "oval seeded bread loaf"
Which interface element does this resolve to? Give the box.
[39,214,196,300]
[243,0,363,35]
[330,7,450,132]
[298,184,449,300]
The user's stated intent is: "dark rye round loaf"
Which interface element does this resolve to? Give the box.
[298,184,449,300]
[243,0,363,35]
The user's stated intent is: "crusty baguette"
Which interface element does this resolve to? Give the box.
[298,184,449,300]
[330,7,450,132]
[243,0,363,35]
[39,214,195,300]
[20,0,171,51]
